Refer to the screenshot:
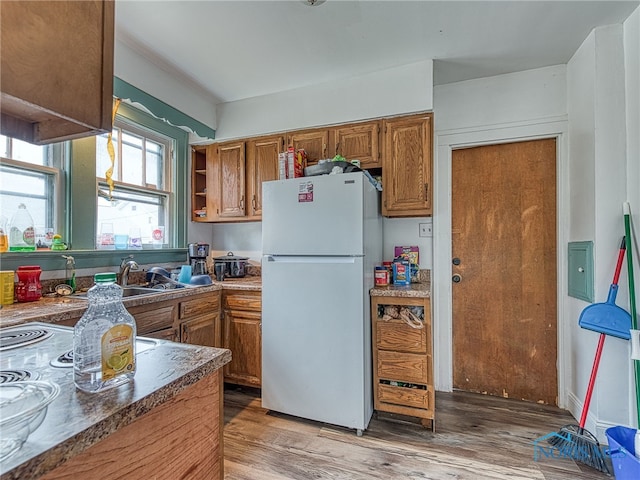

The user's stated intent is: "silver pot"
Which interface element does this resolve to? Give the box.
[213,252,248,278]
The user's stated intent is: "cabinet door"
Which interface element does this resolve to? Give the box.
[332,121,381,169]
[286,128,329,167]
[382,114,433,216]
[211,141,246,219]
[0,1,114,144]
[223,309,261,387]
[246,135,284,219]
[181,313,221,348]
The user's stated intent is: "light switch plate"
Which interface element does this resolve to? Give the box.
[568,241,594,302]
[419,222,432,237]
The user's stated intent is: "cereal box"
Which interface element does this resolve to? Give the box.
[394,246,419,266]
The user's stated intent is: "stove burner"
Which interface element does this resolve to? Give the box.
[0,328,53,350]
[50,350,74,368]
[0,369,39,384]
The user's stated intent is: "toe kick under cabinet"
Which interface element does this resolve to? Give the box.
[371,295,434,430]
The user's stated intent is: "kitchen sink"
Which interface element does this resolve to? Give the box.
[69,286,164,300]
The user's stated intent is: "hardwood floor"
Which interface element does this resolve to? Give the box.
[223,387,611,479]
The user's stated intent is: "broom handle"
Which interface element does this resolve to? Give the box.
[580,333,606,428]
[623,202,640,428]
[613,237,626,286]
[578,238,626,429]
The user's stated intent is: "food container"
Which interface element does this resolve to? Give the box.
[374,266,389,286]
[213,252,249,278]
[15,266,42,302]
[0,380,60,461]
[392,259,411,286]
[0,270,14,305]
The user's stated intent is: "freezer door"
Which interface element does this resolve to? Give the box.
[261,255,372,431]
[262,172,365,256]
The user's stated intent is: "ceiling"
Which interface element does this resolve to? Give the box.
[115,0,639,104]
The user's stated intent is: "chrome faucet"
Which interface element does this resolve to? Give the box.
[118,255,139,286]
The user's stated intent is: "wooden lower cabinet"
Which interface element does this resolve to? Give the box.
[128,291,221,347]
[222,289,262,387]
[40,370,224,480]
[371,295,434,429]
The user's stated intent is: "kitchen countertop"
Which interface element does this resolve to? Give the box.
[0,322,231,480]
[370,271,431,299]
[0,276,263,328]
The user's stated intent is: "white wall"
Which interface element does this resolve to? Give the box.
[566,22,636,440]
[114,39,218,136]
[214,60,433,141]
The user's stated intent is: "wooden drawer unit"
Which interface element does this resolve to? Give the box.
[371,295,434,429]
[180,293,220,319]
[378,383,430,410]
[376,318,428,353]
[377,351,429,385]
[128,300,178,337]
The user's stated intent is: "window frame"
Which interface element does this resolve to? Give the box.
[96,115,174,249]
[0,102,189,273]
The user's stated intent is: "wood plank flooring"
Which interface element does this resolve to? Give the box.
[223,387,611,479]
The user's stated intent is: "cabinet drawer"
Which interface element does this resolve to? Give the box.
[377,351,429,384]
[142,327,178,342]
[376,318,427,353]
[223,291,261,311]
[378,383,430,410]
[180,293,221,319]
[132,304,177,336]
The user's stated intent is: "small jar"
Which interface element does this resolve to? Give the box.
[374,265,389,286]
[15,265,42,302]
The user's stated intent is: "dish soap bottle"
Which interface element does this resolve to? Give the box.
[74,273,137,393]
[62,255,76,292]
[9,203,36,251]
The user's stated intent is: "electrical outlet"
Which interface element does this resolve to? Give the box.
[419,222,432,237]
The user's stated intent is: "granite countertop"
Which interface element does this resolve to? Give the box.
[212,275,262,291]
[0,283,223,328]
[0,322,232,480]
[370,271,431,299]
[0,276,263,328]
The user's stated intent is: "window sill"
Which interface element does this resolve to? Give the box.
[0,249,188,273]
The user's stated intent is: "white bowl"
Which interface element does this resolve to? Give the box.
[0,381,60,461]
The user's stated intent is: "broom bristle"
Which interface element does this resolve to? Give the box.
[547,424,610,474]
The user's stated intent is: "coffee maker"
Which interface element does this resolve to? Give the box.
[188,243,210,276]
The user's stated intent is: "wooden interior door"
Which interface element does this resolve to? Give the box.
[452,139,557,405]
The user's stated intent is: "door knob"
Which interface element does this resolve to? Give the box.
[452,257,461,265]
[452,274,462,283]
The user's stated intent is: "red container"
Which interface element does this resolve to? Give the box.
[15,265,42,302]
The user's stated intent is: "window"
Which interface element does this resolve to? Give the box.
[95,120,173,249]
[0,136,61,248]
[1,99,189,273]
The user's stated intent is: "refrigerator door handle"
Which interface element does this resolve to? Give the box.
[265,256,360,264]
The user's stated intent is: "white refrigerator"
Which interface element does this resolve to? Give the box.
[261,172,382,435]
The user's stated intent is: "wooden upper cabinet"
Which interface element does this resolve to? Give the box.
[211,141,246,219]
[191,147,210,222]
[246,135,284,220]
[0,1,114,145]
[331,121,381,169]
[382,113,433,217]
[286,128,329,167]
